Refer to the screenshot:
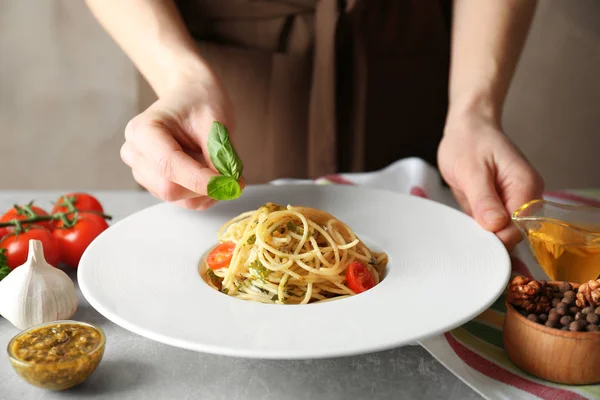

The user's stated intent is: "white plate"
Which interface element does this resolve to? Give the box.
[78,184,510,360]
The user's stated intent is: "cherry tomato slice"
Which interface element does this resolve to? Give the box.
[1,205,53,231]
[52,193,104,215]
[346,261,376,294]
[207,242,236,270]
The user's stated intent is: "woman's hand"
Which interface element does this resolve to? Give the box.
[438,112,544,250]
[85,0,244,208]
[120,70,241,210]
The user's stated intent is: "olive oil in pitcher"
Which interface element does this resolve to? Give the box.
[512,199,600,284]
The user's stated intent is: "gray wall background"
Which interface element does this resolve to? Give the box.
[1,1,598,190]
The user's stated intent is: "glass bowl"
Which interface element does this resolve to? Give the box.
[7,320,106,390]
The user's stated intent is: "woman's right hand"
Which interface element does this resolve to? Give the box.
[120,70,241,210]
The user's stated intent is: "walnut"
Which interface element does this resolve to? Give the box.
[507,276,552,314]
[576,279,600,308]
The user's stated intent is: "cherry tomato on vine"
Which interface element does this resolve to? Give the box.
[52,193,104,215]
[1,205,53,231]
[0,227,10,241]
[0,226,61,269]
[206,242,236,270]
[53,213,109,268]
[345,261,376,294]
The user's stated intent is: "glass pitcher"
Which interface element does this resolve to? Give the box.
[512,199,600,283]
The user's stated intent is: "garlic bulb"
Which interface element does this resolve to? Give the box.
[0,240,78,330]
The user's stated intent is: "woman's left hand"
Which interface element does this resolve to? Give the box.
[437,112,544,251]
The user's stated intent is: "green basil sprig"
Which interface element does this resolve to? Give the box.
[206,121,244,200]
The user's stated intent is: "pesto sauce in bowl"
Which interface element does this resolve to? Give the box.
[7,320,105,390]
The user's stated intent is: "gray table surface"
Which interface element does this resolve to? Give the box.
[0,191,481,400]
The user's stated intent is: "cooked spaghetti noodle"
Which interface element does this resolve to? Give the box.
[200,203,388,304]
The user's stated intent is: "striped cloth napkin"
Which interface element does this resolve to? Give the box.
[271,158,600,400]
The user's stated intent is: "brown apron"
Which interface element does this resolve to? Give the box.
[141,0,451,184]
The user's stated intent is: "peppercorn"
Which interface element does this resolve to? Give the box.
[595,307,600,316]
[551,297,561,308]
[587,324,599,332]
[575,312,583,321]
[558,282,573,293]
[553,292,564,299]
[548,311,561,324]
[545,320,558,328]
[552,285,560,293]
[582,306,595,315]
[538,313,548,323]
[570,320,586,332]
[551,298,561,308]
[556,302,569,316]
[587,313,600,325]
[560,315,573,326]
[559,281,573,293]
[527,314,539,323]
[569,306,581,315]
[563,294,576,306]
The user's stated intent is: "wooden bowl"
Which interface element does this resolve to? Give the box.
[503,282,600,385]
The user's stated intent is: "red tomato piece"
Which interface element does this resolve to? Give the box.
[0,226,61,269]
[346,261,376,294]
[52,193,104,215]
[1,205,53,231]
[53,212,109,268]
[207,242,236,270]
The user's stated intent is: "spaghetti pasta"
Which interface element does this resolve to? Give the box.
[200,203,388,304]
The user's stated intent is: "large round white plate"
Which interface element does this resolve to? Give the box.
[78,184,510,360]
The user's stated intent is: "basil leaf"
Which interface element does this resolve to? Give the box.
[0,249,9,281]
[207,176,242,201]
[0,265,9,281]
[207,121,244,180]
